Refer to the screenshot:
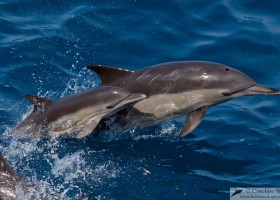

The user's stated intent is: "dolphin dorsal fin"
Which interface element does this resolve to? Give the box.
[87,65,134,85]
[25,94,53,110]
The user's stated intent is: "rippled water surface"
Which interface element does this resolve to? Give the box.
[1,0,280,199]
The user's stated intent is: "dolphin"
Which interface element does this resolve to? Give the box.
[13,86,146,138]
[0,155,46,199]
[0,155,20,200]
[87,61,279,136]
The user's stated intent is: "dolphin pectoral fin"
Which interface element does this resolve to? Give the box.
[25,94,53,110]
[87,65,134,85]
[75,118,102,139]
[179,106,208,137]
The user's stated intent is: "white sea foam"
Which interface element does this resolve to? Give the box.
[51,150,86,180]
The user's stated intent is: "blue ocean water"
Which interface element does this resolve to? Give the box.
[1,0,280,199]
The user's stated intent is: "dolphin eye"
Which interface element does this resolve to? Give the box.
[225,68,230,71]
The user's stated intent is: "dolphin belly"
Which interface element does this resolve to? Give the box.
[47,108,107,137]
[133,89,224,118]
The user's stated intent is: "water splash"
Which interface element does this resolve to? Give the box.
[51,150,86,181]
[60,67,99,97]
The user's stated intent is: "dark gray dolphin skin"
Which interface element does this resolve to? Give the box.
[0,155,20,200]
[13,86,146,138]
[87,61,279,136]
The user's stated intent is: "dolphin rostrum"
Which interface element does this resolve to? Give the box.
[13,86,146,138]
[87,61,279,137]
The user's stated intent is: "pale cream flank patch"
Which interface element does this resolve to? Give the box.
[133,89,226,118]
[47,107,108,137]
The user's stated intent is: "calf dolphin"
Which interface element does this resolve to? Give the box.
[13,86,146,138]
[87,61,279,136]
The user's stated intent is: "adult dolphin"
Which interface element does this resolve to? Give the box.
[13,86,146,138]
[87,61,279,136]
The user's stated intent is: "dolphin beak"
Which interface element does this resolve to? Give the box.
[241,84,279,95]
